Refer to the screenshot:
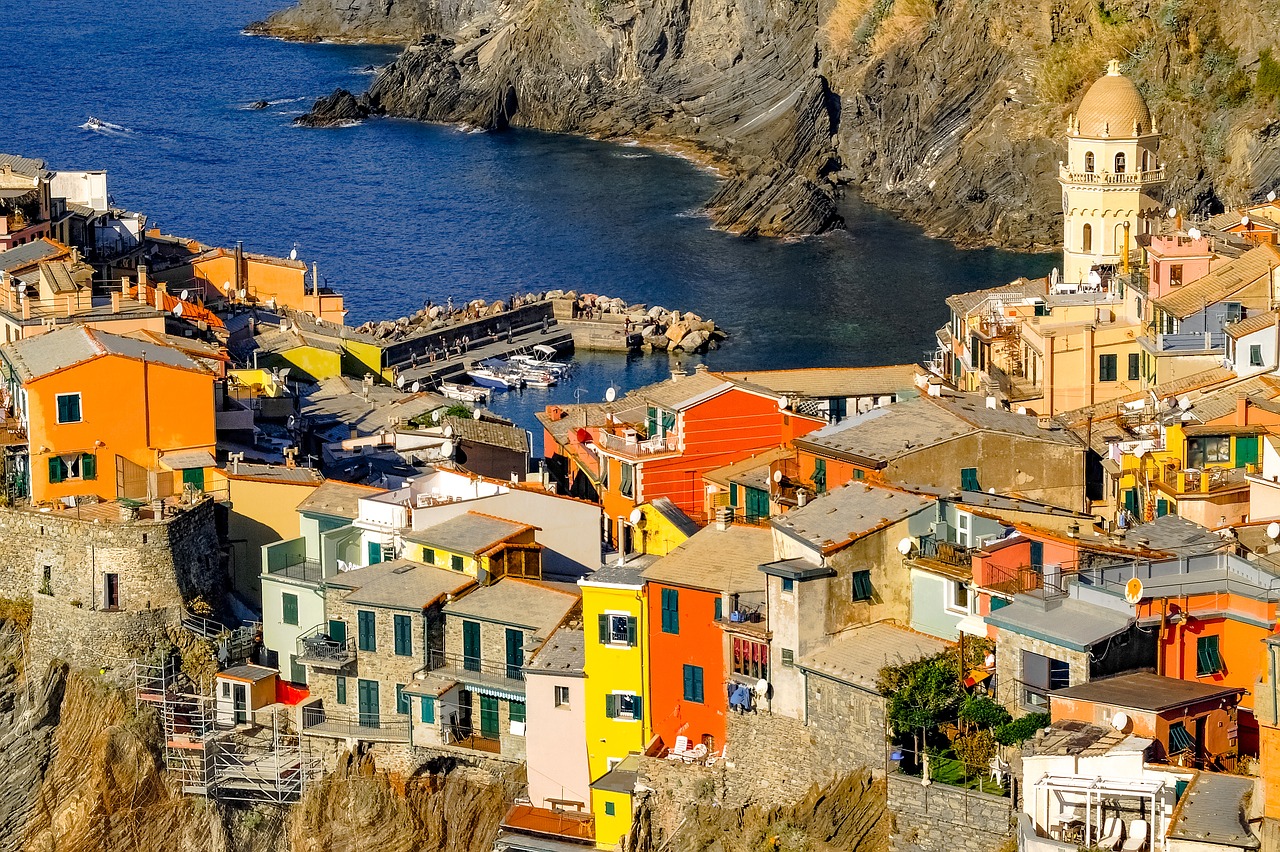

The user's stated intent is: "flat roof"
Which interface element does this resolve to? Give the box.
[1167,772,1259,848]
[220,462,325,484]
[332,559,475,610]
[641,524,770,594]
[797,623,951,691]
[717,364,921,399]
[219,664,277,683]
[759,557,836,581]
[985,595,1133,651]
[770,482,932,554]
[590,754,639,794]
[1051,671,1244,712]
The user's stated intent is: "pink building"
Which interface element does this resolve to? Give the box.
[523,627,591,811]
[1146,233,1215,298]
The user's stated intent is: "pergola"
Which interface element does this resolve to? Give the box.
[1031,773,1169,850]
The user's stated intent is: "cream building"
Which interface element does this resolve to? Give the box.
[1059,60,1165,284]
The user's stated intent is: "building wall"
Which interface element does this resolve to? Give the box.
[1155,613,1270,714]
[481,490,603,579]
[803,672,889,771]
[910,570,963,640]
[993,628,1090,713]
[645,582,726,751]
[630,501,693,558]
[525,670,590,807]
[1230,324,1279,377]
[581,580,649,782]
[261,572,326,682]
[593,789,633,850]
[258,346,342,383]
[26,353,216,503]
[317,592,425,724]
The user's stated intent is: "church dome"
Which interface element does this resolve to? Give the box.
[1074,60,1152,138]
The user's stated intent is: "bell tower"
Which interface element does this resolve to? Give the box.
[1059,60,1164,284]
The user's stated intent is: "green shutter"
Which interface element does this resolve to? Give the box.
[852,570,873,601]
[1029,541,1044,571]
[463,620,481,671]
[47,456,63,484]
[661,588,679,634]
[81,453,96,481]
[633,696,643,721]
[1128,353,1141,381]
[1236,436,1259,469]
[729,484,739,507]
[336,676,347,704]
[714,596,722,621]
[683,665,704,703]
[509,700,526,725]
[1157,499,1170,517]
[812,458,827,494]
[598,613,609,643]
[605,693,617,718]
[451,554,464,572]
[367,541,382,565]
[1197,635,1222,676]
[423,548,435,564]
[961,468,980,491]
[693,667,703,703]
[626,615,637,646]
[396,684,409,714]
[394,614,412,656]
[421,695,435,723]
[329,619,346,644]
[358,610,376,651]
[506,628,524,679]
[282,592,298,626]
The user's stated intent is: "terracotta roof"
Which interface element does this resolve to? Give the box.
[1152,244,1280,319]
[1073,62,1152,138]
[443,415,528,454]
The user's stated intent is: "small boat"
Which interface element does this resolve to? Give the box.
[466,367,520,390]
[84,116,107,130]
[517,368,557,388]
[510,353,572,377]
[441,381,490,403]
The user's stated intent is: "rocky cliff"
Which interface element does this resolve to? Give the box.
[257,0,1280,244]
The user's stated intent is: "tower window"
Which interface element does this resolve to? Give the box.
[1114,152,1126,174]
[1084,151,1095,173]
[1082,224,1093,253]
[1142,149,1151,171]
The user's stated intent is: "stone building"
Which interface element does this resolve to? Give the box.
[0,495,223,669]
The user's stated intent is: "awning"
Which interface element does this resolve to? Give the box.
[160,450,216,470]
[955,613,989,637]
[464,682,526,702]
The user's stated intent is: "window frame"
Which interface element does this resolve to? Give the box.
[851,570,873,602]
[554,684,570,708]
[1196,634,1223,676]
[660,587,680,635]
[393,613,413,657]
[1250,344,1264,367]
[682,664,705,704]
[357,609,377,652]
[282,592,299,626]
[601,612,636,647]
[55,392,82,424]
[1099,353,1118,382]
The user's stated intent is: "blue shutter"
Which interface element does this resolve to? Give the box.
[421,695,435,723]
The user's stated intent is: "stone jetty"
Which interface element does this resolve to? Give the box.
[548,290,726,353]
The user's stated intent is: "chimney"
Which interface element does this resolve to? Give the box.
[137,264,148,286]
[671,366,687,382]
[715,506,733,530]
[797,489,808,507]
[1237,394,1249,427]
[927,382,942,397]
[985,396,998,409]
[694,363,710,374]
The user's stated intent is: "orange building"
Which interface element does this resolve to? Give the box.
[0,324,216,504]
[640,523,771,755]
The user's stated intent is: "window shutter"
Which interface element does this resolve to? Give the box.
[627,616,637,646]
[605,694,617,718]
[421,696,435,723]
[633,697,642,721]
[683,665,693,699]
[598,614,609,643]
[48,456,63,484]
[1128,353,1141,381]
[81,453,96,481]
[336,676,347,704]
[714,597,722,621]
[694,667,703,702]
[1236,436,1259,469]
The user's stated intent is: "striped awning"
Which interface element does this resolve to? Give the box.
[464,681,526,702]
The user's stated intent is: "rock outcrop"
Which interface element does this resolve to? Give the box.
[264,0,1280,245]
[295,89,372,127]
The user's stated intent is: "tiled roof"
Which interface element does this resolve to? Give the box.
[626,370,733,411]
[526,627,584,676]
[718,364,921,400]
[221,462,324,484]
[0,153,50,179]
[1167,772,1259,849]
[40,262,80,294]
[295,479,382,519]
[945,277,1047,316]
[797,623,950,690]
[1226,310,1278,339]
[404,511,535,556]
[1055,366,1237,426]
[641,524,770,593]
[444,578,580,636]
[0,324,209,382]
[1153,244,1280,319]
[771,482,932,553]
[333,559,474,610]
[443,415,528,453]
[1116,514,1222,555]
[703,447,793,487]
[0,238,67,273]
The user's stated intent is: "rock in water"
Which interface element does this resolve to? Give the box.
[295,89,371,128]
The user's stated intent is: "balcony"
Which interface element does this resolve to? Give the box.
[1154,331,1226,352]
[501,803,595,845]
[595,429,678,458]
[425,649,526,697]
[1058,165,1166,185]
[916,535,974,568]
[262,537,326,584]
[295,624,356,669]
[1159,464,1247,495]
[300,704,409,743]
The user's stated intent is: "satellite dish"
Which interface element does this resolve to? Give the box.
[180,289,189,301]
[1270,190,1278,203]
[1177,395,1192,411]
[778,396,790,410]
[1167,207,1178,218]
[1242,215,1251,226]
[605,386,616,403]
[1124,577,1144,604]
[1111,711,1130,732]
[238,288,247,299]
[279,367,291,380]
[753,678,770,696]
[290,247,298,261]
[431,409,441,423]
[1188,228,1202,240]
[897,537,914,556]
[440,440,454,457]
[629,507,644,525]
[172,302,184,317]
[224,281,232,294]
[396,374,406,388]
[773,469,784,483]
[473,408,483,420]
[411,381,421,393]
[443,424,454,438]
[1268,521,1280,541]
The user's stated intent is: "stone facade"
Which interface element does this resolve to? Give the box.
[994,629,1090,712]
[0,499,223,669]
[887,774,1013,852]
[804,673,889,772]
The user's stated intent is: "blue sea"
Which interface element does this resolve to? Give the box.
[3,0,1054,443]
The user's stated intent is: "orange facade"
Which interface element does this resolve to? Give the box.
[152,250,346,324]
[796,448,868,492]
[645,581,727,751]
[27,353,215,503]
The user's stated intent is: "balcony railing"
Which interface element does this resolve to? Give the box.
[300,705,409,742]
[916,534,973,567]
[1058,165,1166,185]
[425,648,527,691]
[295,624,356,668]
[595,429,678,457]
[1160,464,1247,494]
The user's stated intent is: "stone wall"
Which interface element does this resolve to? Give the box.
[887,774,1013,852]
[0,499,223,669]
[993,628,1090,713]
[317,593,425,722]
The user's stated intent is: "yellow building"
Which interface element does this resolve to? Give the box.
[626,498,697,557]
[401,511,541,585]
[580,559,651,849]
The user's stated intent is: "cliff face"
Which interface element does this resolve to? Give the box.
[259,0,1280,244]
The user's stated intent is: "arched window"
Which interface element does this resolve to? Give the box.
[1115,152,1126,174]
[1083,224,1093,253]
[1085,152,1095,173]
[1141,149,1150,171]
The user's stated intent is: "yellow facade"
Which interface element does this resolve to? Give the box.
[630,502,693,557]
[259,344,342,384]
[402,526,538,585]
[580,574,649,848]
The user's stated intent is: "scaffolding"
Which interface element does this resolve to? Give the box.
[133,658,319,803]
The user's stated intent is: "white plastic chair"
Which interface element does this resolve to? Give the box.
[667,735,690,760]
[1096,814,1123,850]
[1120,818,1148,851]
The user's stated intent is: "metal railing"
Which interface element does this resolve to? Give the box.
[295,624,356,666]
[425,648,526,686]
[300,704,410,741]
[917,534,973,567]
[595,429,678,456]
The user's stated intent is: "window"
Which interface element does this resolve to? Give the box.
[1196,634,1223,676]
[463,620,481,672]
[946,581,969,614]
[393,614,413,656]
[1099,353,1118,382]
[853,468,864,480]
[1082,223,1092,252]
[781,577,795,594]
[1187,436,1231,468]
[812,458,827,494]
[714,596,723,622]
[1114,152,1126,174]
[420,695,435,723]
[337,675,347,704]
[396,683,410,714]
[510,700,526,726]
[1034,301,1049,317]
[851,570,873,602]
[48,453,94,484]
[555,685,570,707]
[660,588,680,634]
[601,613,636,646]
[1168,721,1194,754]
[745,486,770,521]
[960,467,980,491]
[357,610,376,652]
[451,554,464,572]
[1169,264,1183,286]
[290,655,306,684]
[1128,352,1141,381]
[729,483,739,507]
[605,692,641,720]
[1030,541,1044,571]
[506,628,524,679]
[683,664,705,703]
[423,548,435,565]
[222,681,231,698]
[620,462,634,498]
[604,801,616,817]
[732,637,769,681]
[781,648,795,668]
[1250,344,1264,367]
[182,468,204,490]
[55,393,82,424]
[282,592,298,626]
[1022,651,1070,709]
[40,564,51,595]
[1084,151,1095,173]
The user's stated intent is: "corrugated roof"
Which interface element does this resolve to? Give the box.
[0,153,49,179]
[1167,772,1260,849]
[945,277,1047,316]
[334,559,475,610]
[641,524,771,593]
[718,364,921,399]
[526,627,584,675]
[1052,672,1242,711]
[444,578,580,636]
[39,262,80,294]
[0,239,67,273]
[0,324,209,383]
[403,511,535,556]
[443,415,529,454]
[1226,310,1277,339]
[771,481,932,553]
[295,479,382,519]
[221,462,324,484]
[797,623,950,690]
[1153,244,1280,319]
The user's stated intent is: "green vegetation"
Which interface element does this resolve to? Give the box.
[854,0,896,46]
[994,711,1049,745]
[1258,49,1280,101]
[1095,1,1128,26]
